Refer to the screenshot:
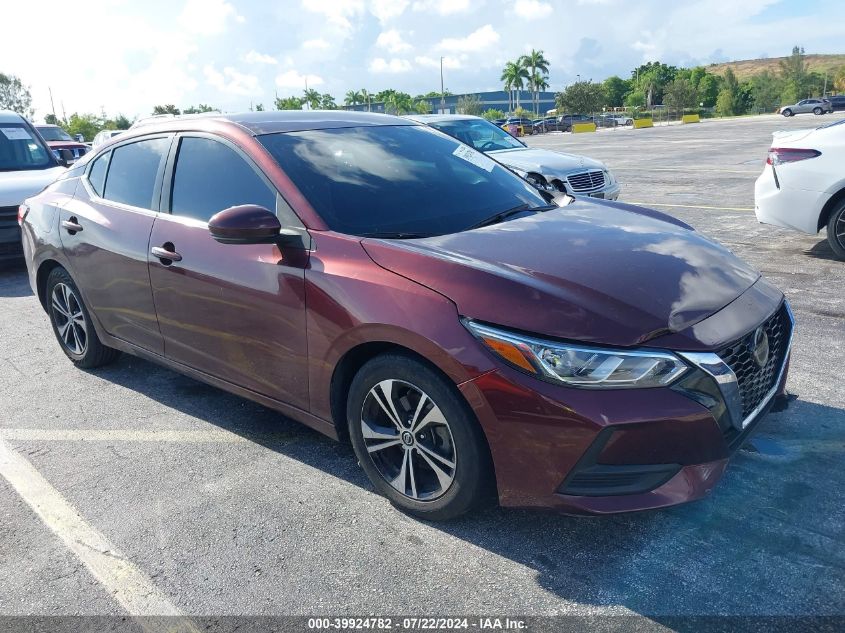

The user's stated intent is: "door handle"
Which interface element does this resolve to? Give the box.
[62,218,83,234]
[151,245,183,263]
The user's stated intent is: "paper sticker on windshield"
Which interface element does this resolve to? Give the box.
[0,127,33,141]
[452,144,495,172]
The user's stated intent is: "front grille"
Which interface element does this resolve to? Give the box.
[567,170,605,192]
[717,303,792,420]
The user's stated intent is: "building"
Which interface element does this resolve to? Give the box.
[343,90,558,115]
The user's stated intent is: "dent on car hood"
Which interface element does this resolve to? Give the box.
[362,199,760,347]
[488,147,605,175]
[0,167,66,206]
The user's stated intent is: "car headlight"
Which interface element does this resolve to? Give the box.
[511,168,553,191]
[464,320,688,388]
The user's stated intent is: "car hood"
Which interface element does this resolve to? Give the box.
[362,199,761,347]
[45,140,87,149]
[0,167,65,207]
[488,147,606,175]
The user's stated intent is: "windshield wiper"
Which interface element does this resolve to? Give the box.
[468,203,556,230]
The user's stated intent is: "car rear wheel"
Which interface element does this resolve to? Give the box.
[782,109,792,117]
[46,267,120,368]
[827,202,845,260]
[813,107,823,115]
[347,353,493,521]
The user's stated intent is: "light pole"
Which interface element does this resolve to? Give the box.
[440,56,446,113]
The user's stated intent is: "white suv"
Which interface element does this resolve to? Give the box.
[0,111,65,261]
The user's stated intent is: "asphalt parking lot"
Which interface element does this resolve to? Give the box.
[1,113,843,624]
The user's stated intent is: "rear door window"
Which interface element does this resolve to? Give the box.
[87,151,110,197]
[102,137,169,210]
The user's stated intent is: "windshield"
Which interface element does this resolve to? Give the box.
[258,124,547,237]
[37,126,74,142]
[428,118,524,152]
[0,123,54,171]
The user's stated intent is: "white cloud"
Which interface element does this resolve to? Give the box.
[438,24,500,52]
[275,69,325,89]
[376,29,412,53]
[370,0,409,22]
[204,65,260,96]
[301,0,365,34]
[413,0,471,15]
[369,57,413,73]
[179,0,244,35]
[303,38,331,50]
[415,55,462,69]
[243,50,278,64]
[512,0,553,19]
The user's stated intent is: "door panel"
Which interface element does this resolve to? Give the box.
[147,214,310,409]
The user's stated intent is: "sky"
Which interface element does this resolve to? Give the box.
[3,0,844,121]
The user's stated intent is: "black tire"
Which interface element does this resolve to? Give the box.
[782,109,792,117]
[347,353,493,521]
[827,201,845,260]
[813,107,823,115]
[46,267,120,368]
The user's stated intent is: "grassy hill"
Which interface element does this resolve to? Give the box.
[707,54,845,80]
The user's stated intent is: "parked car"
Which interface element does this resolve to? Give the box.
[594,115,619,128]
[826,95,845,112]
[0,111,66,262]
[91,129,126,149]
[35,124,89,164]
[22,111,793,520]
[407,114,620,199]
[778,98,833,116]
[609,115,634,126]
[755,118,845,259]
[530,117,561,134]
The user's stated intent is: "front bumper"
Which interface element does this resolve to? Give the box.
[458,300,793,515]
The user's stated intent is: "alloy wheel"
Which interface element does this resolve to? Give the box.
[51,283,87,355]
[360,379,456,501]
[837,213,845,250]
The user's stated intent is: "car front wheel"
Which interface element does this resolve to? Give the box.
[46,267,120,368]
[782,109,792,117]
[347,353,493,520]
[827,201,845,260]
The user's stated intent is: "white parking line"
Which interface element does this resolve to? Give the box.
[0,428,252,442]
[626,201,755,212]
[611,166,760,174]
[0,436,197,625]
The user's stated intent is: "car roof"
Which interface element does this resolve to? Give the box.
[0,110,26,124]
[132,110,416,136]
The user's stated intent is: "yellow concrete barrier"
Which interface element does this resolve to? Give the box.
[633,118,653,129]
[572,122,597,133]
[682,114,701,124]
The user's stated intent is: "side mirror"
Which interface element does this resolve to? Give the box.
[208,204,305,248]
[57,148,74,167]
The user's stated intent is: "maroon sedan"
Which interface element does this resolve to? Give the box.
[20,112,793,520]
[35,124,89,164]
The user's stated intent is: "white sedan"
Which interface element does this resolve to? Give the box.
[754,118,845,259]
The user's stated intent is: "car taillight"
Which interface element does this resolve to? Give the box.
[17,205,29,226]
[766,148,821,166]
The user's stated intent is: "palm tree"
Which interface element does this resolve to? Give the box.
[344,90,362,106]
[361,88,371,112]
[520,49,550,115]
[303,88,321,110]
[501,61,529,113]
[531,71,549,115]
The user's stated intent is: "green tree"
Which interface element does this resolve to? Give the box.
[556,81,606,114]
[275,95,303,110]
[344,90,362,106]
[65,113,102,142]
[303,88,321,110]
[481,108,506,121]
[779,45,809,103]
[632,61,677,106]
[663,77,698,114]
[113,114,132,129]
[501,60,529,112]
[152,104,180,115]
[715,68,747,116]
[697,74,720,107]
[383,91,413,115]
[456,94,483,116]
[320,93,337,109]
[602,76,630,108]
[183,104,215,114]
[44,113,60,125]
[413,99,432,114]
[749,71,782,112]
[0,73,33,116]
[623,89,646,108]
[255,103,265,111]
[834,66,845,93]
[360,88,372,111]
[520,49,550,115]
